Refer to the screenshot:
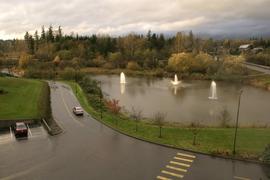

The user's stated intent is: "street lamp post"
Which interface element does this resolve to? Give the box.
[233,89,243,155]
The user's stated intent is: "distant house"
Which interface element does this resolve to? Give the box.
[239,44,253,52]
[252,47,264,54]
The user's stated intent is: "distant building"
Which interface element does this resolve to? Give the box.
[239,44,253,52]
[252,47,264,54]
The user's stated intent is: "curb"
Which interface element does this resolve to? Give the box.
[67,82,270,166]
[87,113,269,166]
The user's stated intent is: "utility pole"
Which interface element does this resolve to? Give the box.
[233,89,243,155]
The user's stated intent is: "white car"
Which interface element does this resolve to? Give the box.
[73,106,84,116]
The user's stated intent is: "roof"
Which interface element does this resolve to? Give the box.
[239,44,252,49]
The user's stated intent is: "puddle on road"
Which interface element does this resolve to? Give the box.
[0,124,48,145]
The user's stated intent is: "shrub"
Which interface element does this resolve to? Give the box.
[126,61,141,70]
[78,76,105,111]
[246,53,270,66]
[106,99,121,114]
[0,88,7,94]
[262,144,270,163]
[58,50,73,61]
[59,67,75,80]
[103,62,114,69]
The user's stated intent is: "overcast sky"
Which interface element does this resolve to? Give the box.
[0,0,270,39]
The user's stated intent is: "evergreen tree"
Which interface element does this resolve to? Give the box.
[28,35,35,54]
[55,26,62,42]
[34,30,39,52]
[41,26,46,41]
[47,25,54,42]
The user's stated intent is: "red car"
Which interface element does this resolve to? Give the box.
[14,122,28,138]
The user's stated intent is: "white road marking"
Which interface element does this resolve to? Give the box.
[26,124,32,137]
[59,86,84,127]
[234,176,251,180]
[9,127,13,139]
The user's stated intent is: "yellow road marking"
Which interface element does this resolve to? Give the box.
[60,88,84,127]
[170,161,190,167]
[177,152,196,159]
[156,176,172,180]
[174,156,193,163]
[161,170,183,178]
[166,165,187,172]
[234,176,251,180]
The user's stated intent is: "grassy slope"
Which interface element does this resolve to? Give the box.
[0,77,44,119]
[66,81,270,159]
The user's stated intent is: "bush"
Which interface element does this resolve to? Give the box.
[262,144,270,163]
[167,53,213,74]
[58,50,73,61]
[59,67,75,80]
[78,76,105,110]
[246,53,270,67]
[103,62,114,69]
[126,61,141,70]
[0,88,7,94]
[106,99,121,114]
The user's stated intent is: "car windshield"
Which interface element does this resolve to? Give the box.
[76,107,82,110]
[17,124,26,129]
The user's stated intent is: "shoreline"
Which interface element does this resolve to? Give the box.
[65,81,270,163]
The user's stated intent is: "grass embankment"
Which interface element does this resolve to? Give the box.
[247,74,270,91]
[66,81,270,160]
[0,77,46,120]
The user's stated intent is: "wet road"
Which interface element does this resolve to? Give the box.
[244,62,270,75]
[0,82,269,180]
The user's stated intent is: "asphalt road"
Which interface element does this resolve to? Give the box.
[243,62,270,75]
[0,82,269,180]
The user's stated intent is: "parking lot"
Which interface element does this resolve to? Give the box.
[0,123,48,144]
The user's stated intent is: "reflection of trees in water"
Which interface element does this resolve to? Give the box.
[125,83,146,97]
[169,85,187,100]
[145,77,162,86]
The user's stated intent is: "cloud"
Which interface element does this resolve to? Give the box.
[0,0,269,39]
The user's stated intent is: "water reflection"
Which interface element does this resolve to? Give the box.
[92,75,270,127]
[120,83,125,95]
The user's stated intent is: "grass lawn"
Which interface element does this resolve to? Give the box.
[0,77,45,120]
[66,81,270,159]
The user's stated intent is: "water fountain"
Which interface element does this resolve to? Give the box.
[208,80,218,100]
[171,74,181,85]
[120,72,126,94]
[120,72,126,84]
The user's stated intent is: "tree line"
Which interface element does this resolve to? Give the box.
[1,25,270,75]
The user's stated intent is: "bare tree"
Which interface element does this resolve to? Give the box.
[154,112,167,138]
[189,121,201,145]
[130,107,143,132]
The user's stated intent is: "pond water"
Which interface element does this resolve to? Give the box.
[92,75,270,127]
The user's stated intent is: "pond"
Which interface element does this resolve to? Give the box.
[92,75,270,127]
